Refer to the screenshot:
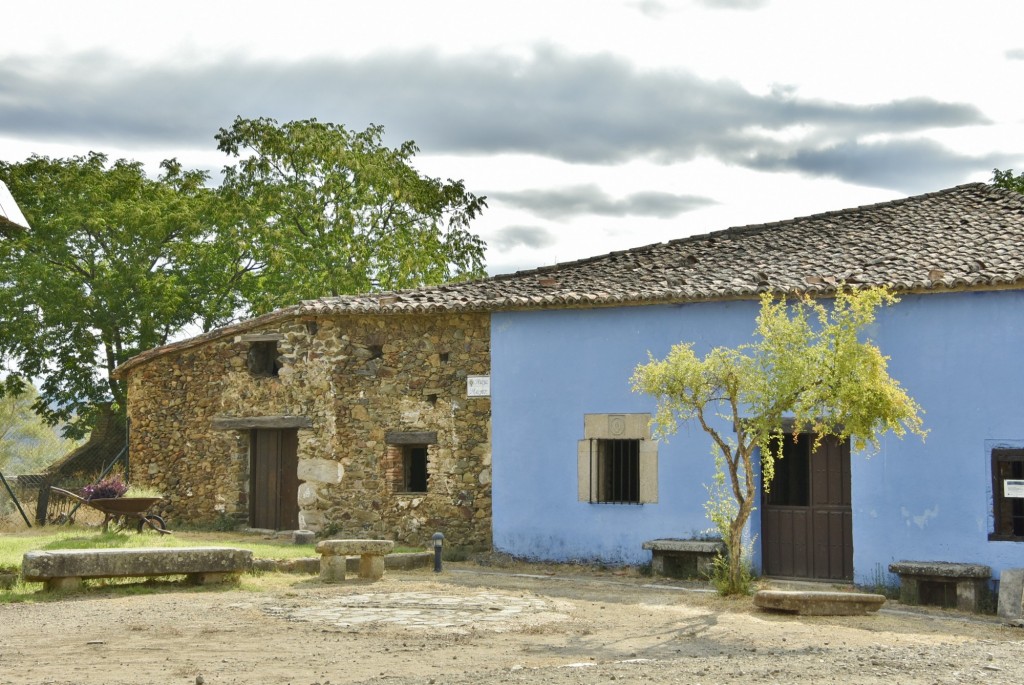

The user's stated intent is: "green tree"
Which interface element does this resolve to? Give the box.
[0,154,252,436]
[0,384,79,475]
[993,168,1024,194]
[215,116,487,313]
[631,288,926,595]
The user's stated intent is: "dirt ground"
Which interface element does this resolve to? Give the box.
[0,562,1021,685]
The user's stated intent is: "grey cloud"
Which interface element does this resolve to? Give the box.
[1007,49,1024,60]
[488,225,558,251]
[695,0,768,9]
[491,184,715,219]
[747,139,1013,194]
[628,0,670,18]
[0,49,1000,191]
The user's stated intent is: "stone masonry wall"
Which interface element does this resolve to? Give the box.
[124,311,492,549]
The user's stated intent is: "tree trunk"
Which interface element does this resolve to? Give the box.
[726,493,755,594]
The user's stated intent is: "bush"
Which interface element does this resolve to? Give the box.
[81,475,129,500]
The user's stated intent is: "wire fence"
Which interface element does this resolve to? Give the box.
[1,411,128,529]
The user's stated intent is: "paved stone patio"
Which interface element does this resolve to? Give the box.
[262,590,568,631]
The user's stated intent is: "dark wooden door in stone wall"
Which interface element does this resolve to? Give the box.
[250,429,299,530]
[761,434,853,581]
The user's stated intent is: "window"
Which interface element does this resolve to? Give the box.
[385,431,437,494]
[991,449,1024,540]
[578,414,657,504]
[385,444,429,493]
[765,433,811,507]
[239,333,284,377]
[248,341,281,377]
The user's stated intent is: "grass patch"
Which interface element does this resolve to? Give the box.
[0,526,424,602]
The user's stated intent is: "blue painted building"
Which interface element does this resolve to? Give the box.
[479,183,1024,584]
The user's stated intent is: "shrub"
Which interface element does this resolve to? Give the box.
[80,475,129,500]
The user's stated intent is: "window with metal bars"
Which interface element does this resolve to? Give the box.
[588,438,640,504]
[991,449,1024,540]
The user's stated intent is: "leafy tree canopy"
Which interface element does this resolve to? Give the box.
[0,153,249,436]
[1,119,489,436]
[632,288,926,594]
[993,168,1024,194]
[216,117,488,313]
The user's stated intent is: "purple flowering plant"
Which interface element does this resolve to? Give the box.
[80,475,129,500]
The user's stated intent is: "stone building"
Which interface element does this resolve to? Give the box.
[113,303,492,548]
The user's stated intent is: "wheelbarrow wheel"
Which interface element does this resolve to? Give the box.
[137,514,168,534]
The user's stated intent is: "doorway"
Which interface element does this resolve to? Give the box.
[249,428,299,530]
[761,434,853,580]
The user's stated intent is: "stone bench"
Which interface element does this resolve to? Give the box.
[315,539,395,582]
[888,561,992,612]
[642,539,726,579]
[22,547,253,592]
[754,590,886,616]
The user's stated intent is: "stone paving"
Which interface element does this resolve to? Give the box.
[262,591,568,631]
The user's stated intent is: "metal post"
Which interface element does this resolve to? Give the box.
[432,532,445,573]
[0,471,31,528]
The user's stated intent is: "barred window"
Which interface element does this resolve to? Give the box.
[577,414,657,505]
[991,449,1024,540]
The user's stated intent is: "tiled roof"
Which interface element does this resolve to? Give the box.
[114,183,1024,376]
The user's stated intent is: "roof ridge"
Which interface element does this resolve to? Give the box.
[668,183,991,246]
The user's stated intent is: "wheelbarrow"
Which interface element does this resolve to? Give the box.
[50,487,171,534]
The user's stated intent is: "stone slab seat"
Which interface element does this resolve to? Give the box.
[754,590,886,616]
[888,561,992,613]
[315,539,395,582]
[642,539,726,579]
[22,546,253,592]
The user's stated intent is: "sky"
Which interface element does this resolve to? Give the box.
[2,0,1022,276]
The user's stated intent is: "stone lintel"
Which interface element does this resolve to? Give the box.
[211,415,313,430]
[888,561,992,579]
[754,590,885,616]
[235,333,284,342]
[385,431,438,445]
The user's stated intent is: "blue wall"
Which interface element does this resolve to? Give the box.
[490,291,1024,583]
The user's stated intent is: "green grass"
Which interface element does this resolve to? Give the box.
[0,527,324,569]
[0,525,426,602]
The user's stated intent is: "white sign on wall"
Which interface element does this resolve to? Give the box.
[1004,479,1024,498]
[467,375,491,397]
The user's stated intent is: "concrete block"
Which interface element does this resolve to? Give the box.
[998,569,1024,620]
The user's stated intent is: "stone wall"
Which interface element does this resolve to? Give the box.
[124,311,492,549]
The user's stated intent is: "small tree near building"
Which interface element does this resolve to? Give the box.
[631,287,926,595]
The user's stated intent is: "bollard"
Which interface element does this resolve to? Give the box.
[432,532,445,573]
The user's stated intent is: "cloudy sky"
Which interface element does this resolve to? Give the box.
[3,0,1023,276]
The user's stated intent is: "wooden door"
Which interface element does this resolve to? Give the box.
[761,434,852,580]
[250,429,299,530]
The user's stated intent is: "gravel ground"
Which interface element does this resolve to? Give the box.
[0,562,1020,685]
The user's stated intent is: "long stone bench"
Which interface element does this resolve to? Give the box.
[642,539,726,579]
[22,547,253,592]
[754,590,886,616]
[315,539,395,582]
[888,561,992,612]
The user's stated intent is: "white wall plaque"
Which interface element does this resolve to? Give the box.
[1004,479,1024,498]
[467,375,491,397]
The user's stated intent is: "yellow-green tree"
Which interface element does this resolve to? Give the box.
[631,288,926,594]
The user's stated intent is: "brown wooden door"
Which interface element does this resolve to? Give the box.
[250,429,299,530]
[762,434,852,580]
